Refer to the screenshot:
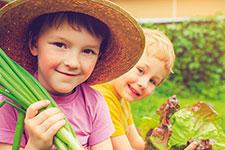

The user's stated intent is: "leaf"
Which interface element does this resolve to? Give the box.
[168,102,225,149]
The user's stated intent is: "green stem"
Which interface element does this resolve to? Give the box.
[12,111,25,150]
[14,62,56,106]
[0,68,36,103]
[0,99,26,150]
[0,49,45,101]
[0,99,26,113]
[54,136,68,150]
[0,74,29,108]
[56,128,82,149]
[0,58,37,102]
[0,87,27,109]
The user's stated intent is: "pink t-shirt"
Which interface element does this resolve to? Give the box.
[0,83,114,149]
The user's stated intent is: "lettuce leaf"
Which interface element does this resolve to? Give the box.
[168,102,225,149]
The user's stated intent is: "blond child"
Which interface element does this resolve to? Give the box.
[0,0,145,149]
[93,28,176,150]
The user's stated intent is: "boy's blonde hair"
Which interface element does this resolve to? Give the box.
[143,28,175,75]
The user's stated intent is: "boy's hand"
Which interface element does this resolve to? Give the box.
[24,100,66,150]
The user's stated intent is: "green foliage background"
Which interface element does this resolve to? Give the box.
[141,17,225,100]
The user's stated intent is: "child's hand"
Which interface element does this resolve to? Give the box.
[24,100,66,150]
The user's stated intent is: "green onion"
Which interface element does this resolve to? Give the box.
[0,48,83,149]
[12,111,25,150]
[0,99,26,150]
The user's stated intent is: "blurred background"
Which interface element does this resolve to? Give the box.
[111,0,225,134]
[111,0,225,19]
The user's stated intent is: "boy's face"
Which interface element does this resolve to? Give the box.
[30,21,101,95]
[111,55,167,102]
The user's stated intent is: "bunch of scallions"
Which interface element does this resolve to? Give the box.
[0,48,83,150]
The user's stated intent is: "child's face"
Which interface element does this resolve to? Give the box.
[30,21,101,95]
[111,55,167,102]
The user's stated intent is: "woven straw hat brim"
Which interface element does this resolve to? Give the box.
[0,0,145,85]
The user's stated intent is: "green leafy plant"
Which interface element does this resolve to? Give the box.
[168,102,225,149]
[144,96,225,150]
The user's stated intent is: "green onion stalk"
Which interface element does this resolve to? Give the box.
[0,48,83,150]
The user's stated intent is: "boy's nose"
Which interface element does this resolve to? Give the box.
[64,51,80,69]
[137,77,148,89]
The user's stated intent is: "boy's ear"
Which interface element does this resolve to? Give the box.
[28,39,38,56]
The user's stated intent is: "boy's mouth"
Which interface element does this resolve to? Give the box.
[56,70,79,76]
[128,84,141,97]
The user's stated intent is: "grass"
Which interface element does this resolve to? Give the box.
[130,94,225,137]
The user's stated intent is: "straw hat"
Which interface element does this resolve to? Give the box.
[0,1,8,8]
[0,0,145,85]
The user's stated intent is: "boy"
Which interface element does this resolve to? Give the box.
[0,0,145,149]
[93,29,176,150]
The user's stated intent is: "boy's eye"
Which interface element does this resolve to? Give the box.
[137,68,144,74]
[52,42,66,49]
[83,49,97,55]
[149,79,157,86]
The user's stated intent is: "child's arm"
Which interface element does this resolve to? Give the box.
[110,124,145,150]
[127,124,145,150]
[24,100,66,150]
[111,134,133,150]
[0,144,26,150]
[90,138,113,150]
[0,144,20,150]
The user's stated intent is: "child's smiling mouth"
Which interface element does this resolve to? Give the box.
[128,84,141,97]
[56,70,80,77]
